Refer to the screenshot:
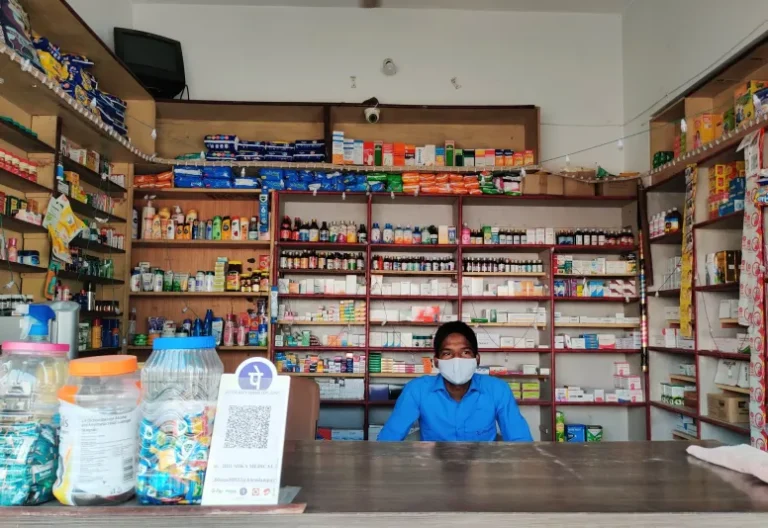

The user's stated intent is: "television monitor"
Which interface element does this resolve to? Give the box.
[114,28,185,99]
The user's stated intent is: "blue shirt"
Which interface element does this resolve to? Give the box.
[377,374,533,442]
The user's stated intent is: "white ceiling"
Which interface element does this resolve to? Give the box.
[133,0,634,14]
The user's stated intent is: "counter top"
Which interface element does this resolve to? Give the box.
[5,441,768,527]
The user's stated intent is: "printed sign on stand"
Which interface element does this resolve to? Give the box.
[201,357,290,506]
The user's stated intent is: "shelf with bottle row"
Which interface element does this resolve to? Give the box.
[60,157,127,196]
[554,296,639,303]
[372,270,457,277]
[462,272,545,278]
[56,270,124,285]
[369,295,457,302]
[274,346,365,352]
[0,119,56,154]
[0,259,46,274]
[132,239,270,249]
[278,241,368,251]
[285,372,365,378]
[370,244,458,253]
[648,347,696,356]
[0,169,53,195]
[279,268,366,275]
[649,231,682,245]
[460,244,552,253]
[130,291,268,298]
[552,245,638,254]
[69,237,126,255]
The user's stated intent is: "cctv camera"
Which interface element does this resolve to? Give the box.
[365,107,380,124]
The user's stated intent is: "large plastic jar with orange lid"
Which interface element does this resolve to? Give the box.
[53,355,141,506]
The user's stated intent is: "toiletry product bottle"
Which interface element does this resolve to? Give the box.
[231,218,241,240]
[141,199,155,240]
[172,205,185,226]
[669,208,682,232]
[347,221,357,243]
[329,221,338,243]
[212,216,222,240]
[371,222,381,243]
[206,219,213,240]
[413,226,422,244]
[404,225,413,244]
[337,222,347,244]
[222,216,231,240]
[166,219,175,240]
[7,238,17,262]
[319,221,329,242]
[185,208,198,226]
[249,217,259,240]
[394,225,404,244]
[461,223,471,245]
[383,223,394,243]
[223,314,235,346]
[151,214,162,239]
[240,217,249,240]
[357,223,367,244]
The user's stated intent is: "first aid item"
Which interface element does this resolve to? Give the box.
[137,337,223,505]
[0,342,69,506]
[53,356,140,506]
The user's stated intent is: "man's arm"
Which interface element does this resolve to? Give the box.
[377,381,421,441]
[496,382,533,442]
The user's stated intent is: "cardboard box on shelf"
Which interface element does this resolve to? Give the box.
[735,80,768,126]
[563,170,596,196]
[522,171,564,195]
[597,174,638,197]
[707,392,749,423]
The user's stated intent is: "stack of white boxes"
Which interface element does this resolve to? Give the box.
[316,378,365,400]
[659,255,681,292]
[278,275,364,295]
[554,361,643,403]
[370,275,458,297]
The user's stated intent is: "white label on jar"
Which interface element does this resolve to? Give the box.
[54,401,139,504]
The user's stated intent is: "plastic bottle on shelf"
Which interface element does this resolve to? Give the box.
[383,223,394,244]
[461,223,471,245]
[7,238,17,263]
[347,221,357,243]
[404,225,413,244]
[172,205,184,227]
[319,221,329,242]
[357,223,367,244]
[668,208,682,233]
[394,225,404,244]
[413,226,422,245]
[371,222,381,243]
[309,219,319,242]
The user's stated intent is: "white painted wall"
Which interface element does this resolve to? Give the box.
[622,0,768,172]
[128,4,625,173]
[66,0,133,50]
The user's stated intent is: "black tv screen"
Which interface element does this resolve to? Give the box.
[114,28,185,99]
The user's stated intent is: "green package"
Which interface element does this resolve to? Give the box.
[586,425,603,442]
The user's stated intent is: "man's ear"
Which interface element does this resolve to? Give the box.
[433,357,439,370]
[476,353,480,366]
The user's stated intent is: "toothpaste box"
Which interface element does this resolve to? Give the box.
[383,143,394,166]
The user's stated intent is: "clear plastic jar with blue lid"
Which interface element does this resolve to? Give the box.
[137,336,223,505]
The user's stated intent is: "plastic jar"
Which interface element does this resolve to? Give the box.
[0,342,69,506]
[137,337,223,505]
[53,355,140,506]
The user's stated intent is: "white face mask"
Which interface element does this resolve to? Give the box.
[438,357,477,385]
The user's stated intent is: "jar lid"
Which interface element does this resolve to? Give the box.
[69,355,137,377]
[229,260,242,265]
[2,341,69,354]
[153,336,215,351]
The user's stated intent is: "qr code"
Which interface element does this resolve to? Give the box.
[224,405,271,449]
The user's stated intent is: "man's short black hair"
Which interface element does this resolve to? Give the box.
[434,321,478,357]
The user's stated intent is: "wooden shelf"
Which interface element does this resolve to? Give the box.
[698,350,750,361]
[280,269,365,275]
[279,242,367,250]
[373,270,457,277]
[274,346,365,352]
[277,320,365,326]
[554,296,639,303]
[370,244,457,253]
[694,283,738,293]
[0,214,47,234]
[694,211,744,230]
[648,347,695,356]
[133,239,270,249]
[0,169,52,194]
[669,375,696,384]
[57,270,124,285]
[462,296,550,301]
[553,245,638,254]
[280,294,366,300]
[719,318,744,326]
[650,288,680,298]
[554,273,637,278]
[130,291,267,297]
[370,295,457,301]
[463,272,545,277]
[284,372,364,378]
[0,120,55,154]
[0,260,46,275]
[650,401,698,418]
[69,237,126,254]
[650,231,682,245]
[699,415,750,435]
[672,430,698,441]
[65,195,126,223]
[555,322,640,329]
[61,157,127,196]
[556,349,642,354]
[134,188,262,200]
[461,244,550,253]
[716,384,750,395]
[555,402,645,407]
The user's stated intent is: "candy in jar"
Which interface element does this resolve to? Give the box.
[0,342,69,506]
[137,336,223,505]
[53,356,140,506]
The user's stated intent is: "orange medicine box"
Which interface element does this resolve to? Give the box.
[524,150,535,165]
[513,152,524,167]
[393,143,405,166]
[693,114,717,148]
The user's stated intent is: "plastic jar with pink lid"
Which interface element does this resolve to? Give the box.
[0,341,70,506]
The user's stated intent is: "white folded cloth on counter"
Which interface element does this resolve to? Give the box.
[687,444,768,484]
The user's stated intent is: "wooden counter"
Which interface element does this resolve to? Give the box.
[5,441,768,527]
